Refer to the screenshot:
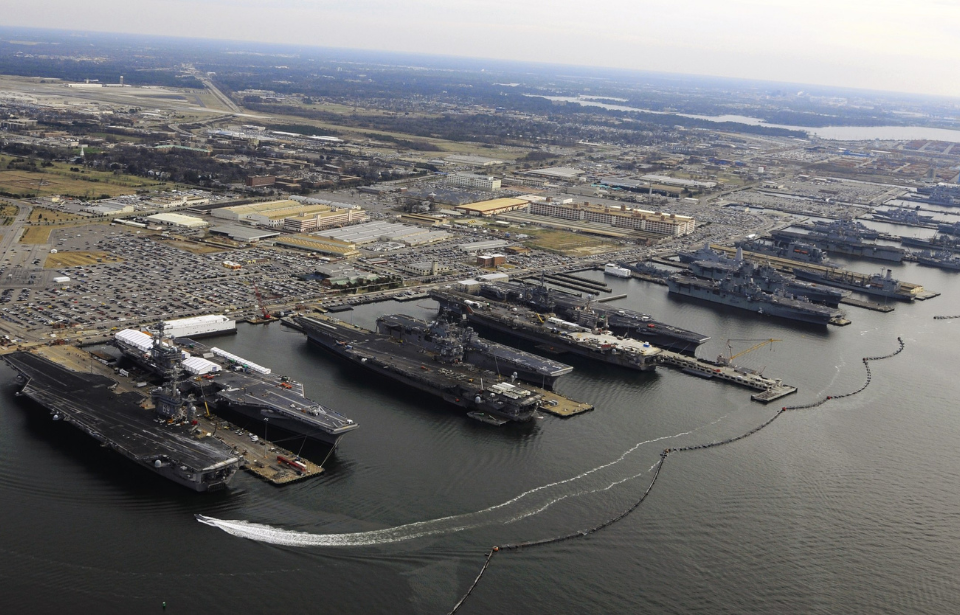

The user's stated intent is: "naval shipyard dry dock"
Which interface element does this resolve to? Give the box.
[293,315,592,422]
[4,352,241,492]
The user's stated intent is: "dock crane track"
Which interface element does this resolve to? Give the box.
[447,337,905,614]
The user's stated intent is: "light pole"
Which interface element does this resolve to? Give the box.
[263,417,269,461]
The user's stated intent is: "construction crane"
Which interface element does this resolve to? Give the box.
[253,284,272,320]
[718,338,781,366]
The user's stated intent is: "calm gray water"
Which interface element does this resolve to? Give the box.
[2,255,960,613]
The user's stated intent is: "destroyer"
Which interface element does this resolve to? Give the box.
[377,314,573,388]
[295,315,552,422]
[3,351,240,492]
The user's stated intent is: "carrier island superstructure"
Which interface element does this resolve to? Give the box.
[3,350,241,492]
[293,314,590,423]
[113,327,358,446]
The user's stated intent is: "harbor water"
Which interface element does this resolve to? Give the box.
[2,254,960,613]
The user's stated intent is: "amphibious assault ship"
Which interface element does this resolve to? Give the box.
[431,289,663,371]
[477,281,709,354]
[114,328,358,445]
[733,238,834,266]
[684,246,847,307]
[294,314,550,422]
[772,227,904,263]
[872,208,935,226]
[666,273,843,325]
[792,267,915,301]
[3,351,240,492]
[376,314,573,388]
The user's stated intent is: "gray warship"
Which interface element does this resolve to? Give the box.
[913,250,960,271]
[733,237,834,266]
[376,314,573,388]
[294,314,554,422]
[775,217,906,262]
[3,351,240,492]
[683,246,847,307]
[666,273,844,325]
[792,267,914,301]
[114,327,358,446]
[477,281,709,354]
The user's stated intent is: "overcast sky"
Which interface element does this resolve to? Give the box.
[9,0,960,97]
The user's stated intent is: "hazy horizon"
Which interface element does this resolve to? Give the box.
[4,0,960,99]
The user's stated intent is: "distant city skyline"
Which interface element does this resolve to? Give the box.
[6,0,960,98]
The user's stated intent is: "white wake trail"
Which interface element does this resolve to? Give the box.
[197,429,698,547]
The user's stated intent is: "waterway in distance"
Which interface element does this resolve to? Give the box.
[1,258,960,613]
[537,95,960,142]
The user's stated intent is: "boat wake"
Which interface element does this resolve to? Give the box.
[197,428,700,547]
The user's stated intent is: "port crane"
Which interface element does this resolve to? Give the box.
[718,338,781,366]
[253,284,273,320]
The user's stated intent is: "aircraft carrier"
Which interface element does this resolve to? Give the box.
[431,289,663,371]
[114,328,358,446]
[476,281,709,354]
[376,314,573,389]
[3,351,240,492]
[294,314,558,423]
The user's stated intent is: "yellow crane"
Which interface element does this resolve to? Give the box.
[718,338,782,365]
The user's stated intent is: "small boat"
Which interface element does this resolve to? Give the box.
[467,411,509,426]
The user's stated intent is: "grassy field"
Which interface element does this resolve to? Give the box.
[45,251,123,268]
[522,228,617,255]
[20,226,52,244]
[29,207,87,224]
[254,110,525,161]
[0,155,168,198]
[0,204,17,225]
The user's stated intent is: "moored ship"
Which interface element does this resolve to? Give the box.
[3,352,240,492]
[376,314,573,388]
[477,281,709,354]
[294,315,549,422]
[432,290,663,372]
[685,247,847,307]
[603,263,633,278]
[114,327,358,446]
[666,273,843,325]
[792,267,915,301]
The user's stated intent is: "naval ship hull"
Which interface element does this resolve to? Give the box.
[4,353,239,492]
[792,269,913,301]
[297,317,540,422]
[666,279,837,325]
